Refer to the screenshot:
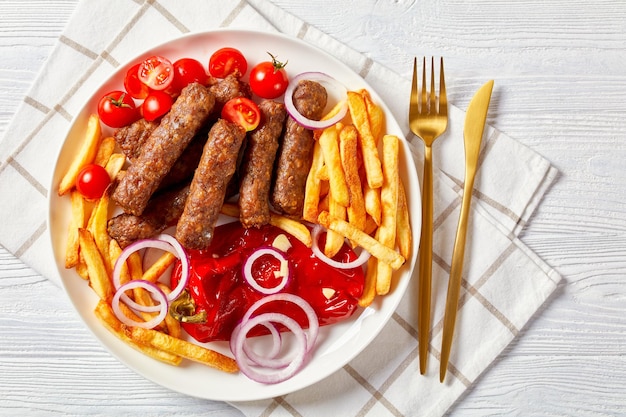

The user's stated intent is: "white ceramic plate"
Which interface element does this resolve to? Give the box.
[48,29,420,402]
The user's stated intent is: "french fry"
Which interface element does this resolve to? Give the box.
[376,135,400,295]
[359,248,379,308]
[363,181,382,226]
[65,191,86,269]
[318,125,350,207]
[94,137,116,167]
[347,91,383,189]
[109,239,130,286]
[87,191,111,273]
[324,191,347,258]
[129,326,239,373]
[396,179,412,259]
[58,114,102,195]
[157,283,182,339]
[94,300,182,366]
[303,140,325,223]
[269,213,313,248]
[317,211,404,270]
[104,153,126,180]
[361,89,385,143]
[78,228,113,301]
[142,252,177,283]
[339,125,366,235]
[220,202,240,218]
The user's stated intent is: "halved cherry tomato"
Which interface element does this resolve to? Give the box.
[76,164,111,200]
[209,47,247,79]
[123,63,151,99]
[142,90,173,122]
[138,55,174,91]
[249,53,289,99]
[221,97,261,131]
[97,91,140,128]
[170,58,210,95]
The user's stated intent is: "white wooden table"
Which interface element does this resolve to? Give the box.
[2,1,625,415]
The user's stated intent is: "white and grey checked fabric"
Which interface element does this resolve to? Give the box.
[0,1,561,416]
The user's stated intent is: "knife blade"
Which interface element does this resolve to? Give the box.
[439,80,494,382]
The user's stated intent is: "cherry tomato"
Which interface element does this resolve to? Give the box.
[221,97,261,131]
[97,91,140,128]
[208,47,247,78]
[137,55,174,91]
[170,58,210,95]
[142,90,173,122]
[123,63,151,99]
[76,164,111,200]
[249,53,289,99]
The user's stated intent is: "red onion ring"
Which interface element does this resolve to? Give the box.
[111,280,168,329]
[242,247,290,295]
[311,224,371,269]
[284,71,348,130]
[232,312,308,384]
[111,234,188,312]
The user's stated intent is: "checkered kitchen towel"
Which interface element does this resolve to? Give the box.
[0,0,561,416]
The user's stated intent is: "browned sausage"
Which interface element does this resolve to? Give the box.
[270,80,327,217]
[239,100,287,228]
[175,119,246,250]
[111,83,215,216]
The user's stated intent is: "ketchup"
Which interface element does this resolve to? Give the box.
[171,221,365,343]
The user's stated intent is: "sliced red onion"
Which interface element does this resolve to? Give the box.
[311,224,371,269]
[232,312,308,384]
[242,247,290,295]
[112,234,189,312]
[111,280,168,329]
[284,71,348,130]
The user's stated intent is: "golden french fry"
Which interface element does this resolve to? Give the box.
[130,326,239,373]
[94,300,182,366]
[109,239,130,286]
[75,251,89,280]
[315,165,329,181]
[65,191,86,269]
[339,125,366,235]
[127,250,143,281]
[361,89,385,144]
[363,180,382,226]
[58,114,102,195]
[318,125,350,207]
[303,140,325,223]
[364,215,378,236]
[142,252,177,283]
[324,191,347,258]
[313,100,348,140]
[104,153,126,180]
[396,179,412,259]
[347,91,383,189]
[132,285,168,332]
[78,228,113,301]
[376,135,400,295]
[157,283,182,339]
[94,137,116,167]
[87,191,112,274]
[269,213,313,248]
[317,211,404,270]
[358,250,379,308]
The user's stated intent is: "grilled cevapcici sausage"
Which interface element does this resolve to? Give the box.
[239,100,287,228]
[111,82,215,216]
[175,118,246,250]
[271,80,327,217]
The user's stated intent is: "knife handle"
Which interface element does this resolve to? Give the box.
[440,177,475,382]
[418,144,434,375]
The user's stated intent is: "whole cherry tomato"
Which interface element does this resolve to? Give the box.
[123,63,151,99]
[137,55,174,91]
[208,47,247,78]
[221,97,261,131]
[97,91,140,128]
[170,58,210,95]
[76,164,111,200]
[142,90,173,122]
[249,53,289,99]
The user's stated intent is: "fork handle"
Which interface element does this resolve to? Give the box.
[418,144,434,375]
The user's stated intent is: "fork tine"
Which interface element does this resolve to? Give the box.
[410,57,419,117]
[439,57,448,117]
[421,57,427,113]
[430,57,436,114]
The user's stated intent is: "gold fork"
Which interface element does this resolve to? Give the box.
[409,57,448,374]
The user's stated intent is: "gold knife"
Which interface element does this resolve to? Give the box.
[439,80,494,382]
